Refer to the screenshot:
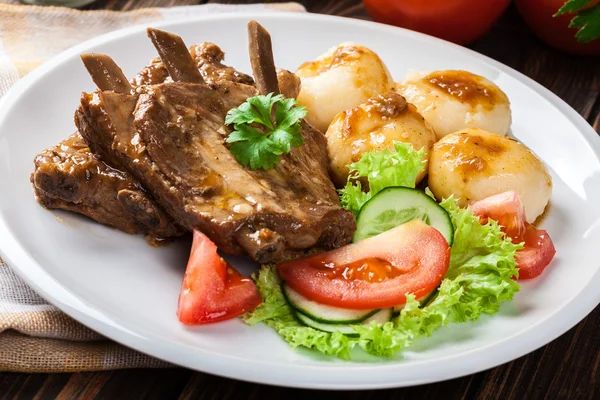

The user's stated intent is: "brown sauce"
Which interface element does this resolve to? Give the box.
[145,234,181,247]
[533,201,551,227]
[297,45,366,77]
[340,92,407,143]
[425,70,500,110]
[363,92,408,118]
[439,132,509,176]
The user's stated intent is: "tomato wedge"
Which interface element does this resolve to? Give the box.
[277,219,450,309]
[470,191,528,241]
[470,191,556,280]
[517,228,556,280]
[177,230,262,324]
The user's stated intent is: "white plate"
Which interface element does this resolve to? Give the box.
[1,12,599,390]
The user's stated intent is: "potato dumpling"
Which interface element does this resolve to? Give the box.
[296,43,395,132]
[429,128,552,223]
[326,91,436,187]
[396,70,512,139]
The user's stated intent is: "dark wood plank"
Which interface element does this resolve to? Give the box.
[6,374,52,400]
[54,372,114,399]
[93,369,193,399]
[470,5,600,123]
[1,0,599,399]
[31,374,72,400]
[478,308,600,400]
[589,96,600,131]
[0,373,30,399]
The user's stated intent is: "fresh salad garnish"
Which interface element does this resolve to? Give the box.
[470,191,556,279]
[225,93,307,170]
[244,143,523,359]
[244,197,521,359]
[282,284,381,325]
[277,219,450,310]
[339,141,426,216]
[177,230,262,325]
[353,186,454,244]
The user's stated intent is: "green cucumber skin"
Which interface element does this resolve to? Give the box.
[282,284,379,324]
[354,186,454,246]
[392,288,439,316]
[295,313,360,337]
[295,308,393,337]
[295,308,380,325]
[421,288,439,307]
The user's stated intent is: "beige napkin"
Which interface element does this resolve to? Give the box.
[0,2,305,373]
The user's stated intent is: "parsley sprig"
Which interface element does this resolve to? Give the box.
[555,0,600,43]
[225,93,307,170]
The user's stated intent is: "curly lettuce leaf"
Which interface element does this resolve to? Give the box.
[243,265,354,359]
[339,141,426,215]
[243,198,521,360]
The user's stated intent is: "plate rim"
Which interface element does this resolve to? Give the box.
[1,11,599,389]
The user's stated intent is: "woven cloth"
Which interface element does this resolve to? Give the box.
[0,2,305,373]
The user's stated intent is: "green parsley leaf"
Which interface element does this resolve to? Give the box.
[570,4,600,42]
[225,93,307,170]
[554,0,600,43]
[555,0,592,14]
[272,97,306,152]
[227,124,283,170]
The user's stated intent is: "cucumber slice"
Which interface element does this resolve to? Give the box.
[296,308,393,336]
[354,187,454,245]
[420,288,439,307]
[283,284,379,324]
[392,288,439,314]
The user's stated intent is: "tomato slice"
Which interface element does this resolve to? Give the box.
[516,227,556,280]
[469,191,527,241]
[277,219,450,309]
[177,230,262,324]
[470,191,556,280]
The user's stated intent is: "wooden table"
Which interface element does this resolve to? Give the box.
[1,0,599,398]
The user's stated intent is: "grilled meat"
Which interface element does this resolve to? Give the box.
[31,133,182,243]
[75,22,355,263]
[31,41,263,243]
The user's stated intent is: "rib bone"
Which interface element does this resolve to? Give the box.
[146,28,204,84]
[75,26,356,263]
[80,54,133,93]
[248,20,280,95]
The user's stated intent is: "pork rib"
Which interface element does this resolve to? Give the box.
[33,54,183,242]
[32,42,260,242]
[31,133,182,243]
[76,22,355,262]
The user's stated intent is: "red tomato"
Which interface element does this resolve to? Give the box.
[517,228,556,279]
[177,230,262,324]
[362,0,511,45]
[515,0,600,56]
[277,219,450,309]
[469,191,528,241]
[470,191,556,280]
